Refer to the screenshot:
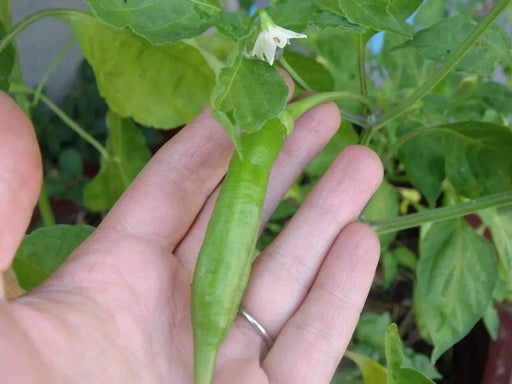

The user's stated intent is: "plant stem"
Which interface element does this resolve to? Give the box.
[10,83,111,160]
[367,191,512,235]
[0,0,12,29]
[32,37,76,107]
[356,33,373,146]
[278,57,312,91]
[287,91,372,120]
[371,0,511,133]
[0,8,79,55]
[357,34,369,110]
[339,110,370,127]
[38,183,56,227]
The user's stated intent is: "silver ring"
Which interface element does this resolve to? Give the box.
[239,307,274,349]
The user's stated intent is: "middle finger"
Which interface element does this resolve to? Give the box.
[240,145,383,337]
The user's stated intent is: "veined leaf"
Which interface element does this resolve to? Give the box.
[12,225,95,290]
[84,0,215,44]
[363,179,400,250]
[395,15,512,75]
[60,11,214,129]
[385,324,435,384]
[267,0,361,32]
[480,207,512,290]
[398,121,512,203]
[442,122,512,198]
[192,1,250,40]
[84,111,151,212]
[472,81,512,117]
[388,0,422,21]
[345,350,388,384]
[305,29,361,113]
[211,33,289,151]
[354,313,441,379]
[316,0,413,37]
[186,33,235,75]
[413,0,446,27]
[283,50,334,92]
[483,303,500,341]
[397,129,445,207]
[313,0,341,15]
[209,10,250,40]
[306,121,358,176]
[416,219,498,361]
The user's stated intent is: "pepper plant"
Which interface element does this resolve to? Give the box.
[1,0,512,383]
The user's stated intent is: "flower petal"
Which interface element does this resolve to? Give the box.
[251,33,267,61]
[250,22,307,65]
[263,33,278,65]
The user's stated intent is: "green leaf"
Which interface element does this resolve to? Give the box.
[192,2,250,40]
[305,29,362,113]
[388,0,422,21]
[355,312,440,379]
[267,0,361,31]
[483,303,499,341]
[306,121,358,176]
[413,0,446,27]
[399,122,512,203]
[480,207,512,290]
[380,31,439,94]
[402,348,442,380]
[211,34,289,151]
[385,325,403,379]
[472,81,512,117]
[12,225,95,290]
[84,111,151,212]
[345,351,388,384]
[363,179,400,250]
[327,0,414,37]
[416,219,498,361]
[395,15,512,75]
[385,324,435,384]
[357,312,392,357]
[441,122,512,198]
[394,247,417,271]
[209,10,250,40]
[397,129,445,207]
[61,11,215,129]
[59,148,83,182]
[283,50,334,92]
[84,0,214,44]
[393,369,436,384]
[313,0,342,15]
[0,19,14,91]
[186,33,235,75]
[382,251,398,290]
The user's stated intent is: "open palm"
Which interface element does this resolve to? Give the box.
[0,81,382,384]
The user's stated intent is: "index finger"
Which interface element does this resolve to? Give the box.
[99,74,296,251]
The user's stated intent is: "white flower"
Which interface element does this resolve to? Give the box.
[250,25,307,65]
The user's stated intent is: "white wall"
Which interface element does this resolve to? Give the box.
[13,0,88,101]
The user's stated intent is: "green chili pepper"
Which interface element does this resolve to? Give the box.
[192,117,287,384]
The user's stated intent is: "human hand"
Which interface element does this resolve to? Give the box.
[0,78,383,384]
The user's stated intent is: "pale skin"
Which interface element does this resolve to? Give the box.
[0,75,383,384]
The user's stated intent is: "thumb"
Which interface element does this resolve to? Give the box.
[0,91,42,272]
